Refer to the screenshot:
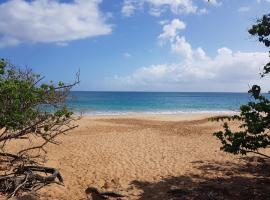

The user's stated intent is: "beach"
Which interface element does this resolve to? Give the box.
[1,1,270,199]
[17,113,267,200]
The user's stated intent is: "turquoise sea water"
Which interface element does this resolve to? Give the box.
[67,92,260,115]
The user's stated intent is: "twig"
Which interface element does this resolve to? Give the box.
[243,150,270,159]
[10,173,29,198]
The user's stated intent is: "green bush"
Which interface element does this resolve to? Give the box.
[214,14,270,159]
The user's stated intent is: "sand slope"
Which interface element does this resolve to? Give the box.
[6,114,270,200]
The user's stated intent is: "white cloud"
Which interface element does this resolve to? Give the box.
[204,0,222,6]
[238,6,250,13]
[159,20,169,25]
[0,0,112,47]
[121,0,215,17]
[121,0,136,17]
[159,19,186,41]
[121,0,144,17]
[146,0,198,15]
[112,20,269,92]
[149,7,163,17]
[159,19,201,59]
[171,36,193,58]
[113,46,268,91]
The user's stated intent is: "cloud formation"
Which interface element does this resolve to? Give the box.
[0,0,112,47]
[112,18,268,92]
[122,0,138,17]
[114,47,268,91]
[121,0,217,17]
[159,19,186,41]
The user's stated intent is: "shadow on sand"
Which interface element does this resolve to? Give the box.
[130,156,270,200]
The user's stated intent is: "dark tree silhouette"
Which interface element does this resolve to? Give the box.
[0,59,79,198]
[214,14,270,159]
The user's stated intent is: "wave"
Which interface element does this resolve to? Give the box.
[72,109,239,116]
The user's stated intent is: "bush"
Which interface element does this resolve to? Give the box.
[213,14,270,159]
[0,59,79,197]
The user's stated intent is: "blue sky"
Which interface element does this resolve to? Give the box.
[0,0,270,92]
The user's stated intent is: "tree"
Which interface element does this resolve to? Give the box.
[213,14,270,159]
[0,59,79,197]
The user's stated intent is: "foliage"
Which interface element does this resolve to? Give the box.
[0,59,79,197]
[213,14,270,159]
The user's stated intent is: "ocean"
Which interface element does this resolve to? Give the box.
[67,91,259,115]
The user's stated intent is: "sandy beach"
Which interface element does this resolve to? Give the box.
[2,0,270,199]
[8,114,270,200]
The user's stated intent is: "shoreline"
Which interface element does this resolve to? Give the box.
[75,111,236,122]
[74,110,238,122]
[79,113,221,121]
[75,110,238,117]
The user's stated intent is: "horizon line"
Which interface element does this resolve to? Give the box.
[70,90,253,93]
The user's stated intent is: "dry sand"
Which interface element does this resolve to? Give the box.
[6,114,270,199]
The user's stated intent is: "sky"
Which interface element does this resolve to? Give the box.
[0,0,270,92]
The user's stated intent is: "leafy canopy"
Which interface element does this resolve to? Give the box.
[0,59,72,131]
[0,59,79,197]
[213,14,270,158]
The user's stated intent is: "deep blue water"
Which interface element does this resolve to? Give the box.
[67,91,259,115]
